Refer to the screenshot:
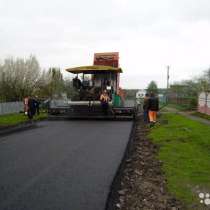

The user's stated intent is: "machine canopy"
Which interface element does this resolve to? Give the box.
[66,65,122,74]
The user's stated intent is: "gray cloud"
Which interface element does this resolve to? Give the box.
[1,0,210,88]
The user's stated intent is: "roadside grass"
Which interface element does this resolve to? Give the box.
[149,113,210,209]
[0,112,48,126]
[159,102,167,110]
[192,112,210,121]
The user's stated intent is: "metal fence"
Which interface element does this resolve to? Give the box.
[0,101,23,115]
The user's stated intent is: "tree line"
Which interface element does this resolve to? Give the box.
[167,69,210,101]
[0,55,73,102]
[147,68,210,96]
[1,55,209,104]
[146,69,210,109]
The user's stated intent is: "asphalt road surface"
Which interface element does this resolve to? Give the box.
[0,120,132,210]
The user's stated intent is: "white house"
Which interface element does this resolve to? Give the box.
[136,89,146,99]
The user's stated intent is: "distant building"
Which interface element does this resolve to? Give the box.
[136,89,146,99]
[135,90,147,110]
[168,84,188,99]
[167,84,194,106]
[198,92,210,115]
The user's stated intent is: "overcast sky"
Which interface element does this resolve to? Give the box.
[1,0,210,88]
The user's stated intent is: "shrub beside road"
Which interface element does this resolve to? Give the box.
[149,113,210,209]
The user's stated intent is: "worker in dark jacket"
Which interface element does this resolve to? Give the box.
[143,93,150,123]
[34,97,40,115]
[27,97,36,120]
[148,93,159,123]
[73,76,82,89]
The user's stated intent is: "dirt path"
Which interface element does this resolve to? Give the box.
[107,118,183,210]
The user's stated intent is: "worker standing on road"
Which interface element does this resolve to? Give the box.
[100,90,110,115]
[148,93,159,123]
[143,93,150,123]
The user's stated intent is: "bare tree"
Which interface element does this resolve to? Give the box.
[0,55,40,101]
[0,55,75,101]
[34,67,65,99]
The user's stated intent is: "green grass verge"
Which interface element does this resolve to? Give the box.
[192,112,210,121]
[167,103,192,111]
[0,112,48,126]
[149,113,210,209]
[159,102,168,110]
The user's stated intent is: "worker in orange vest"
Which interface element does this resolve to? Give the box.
[148,93,159,123]
[100,90,110,115]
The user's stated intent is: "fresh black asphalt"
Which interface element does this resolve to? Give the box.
[0,120,132,210]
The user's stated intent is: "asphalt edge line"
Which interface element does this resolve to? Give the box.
[0,119,48,138]
[105,119,137,210]
[0,123,37,138]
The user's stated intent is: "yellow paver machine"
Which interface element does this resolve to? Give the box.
[49,52,137,120]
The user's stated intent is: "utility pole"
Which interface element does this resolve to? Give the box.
[166,65,170,104]
[167,65,170,89]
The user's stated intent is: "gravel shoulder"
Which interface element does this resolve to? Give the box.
[107,118,183,210]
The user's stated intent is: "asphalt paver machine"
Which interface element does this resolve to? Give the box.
[49,52,137,120]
